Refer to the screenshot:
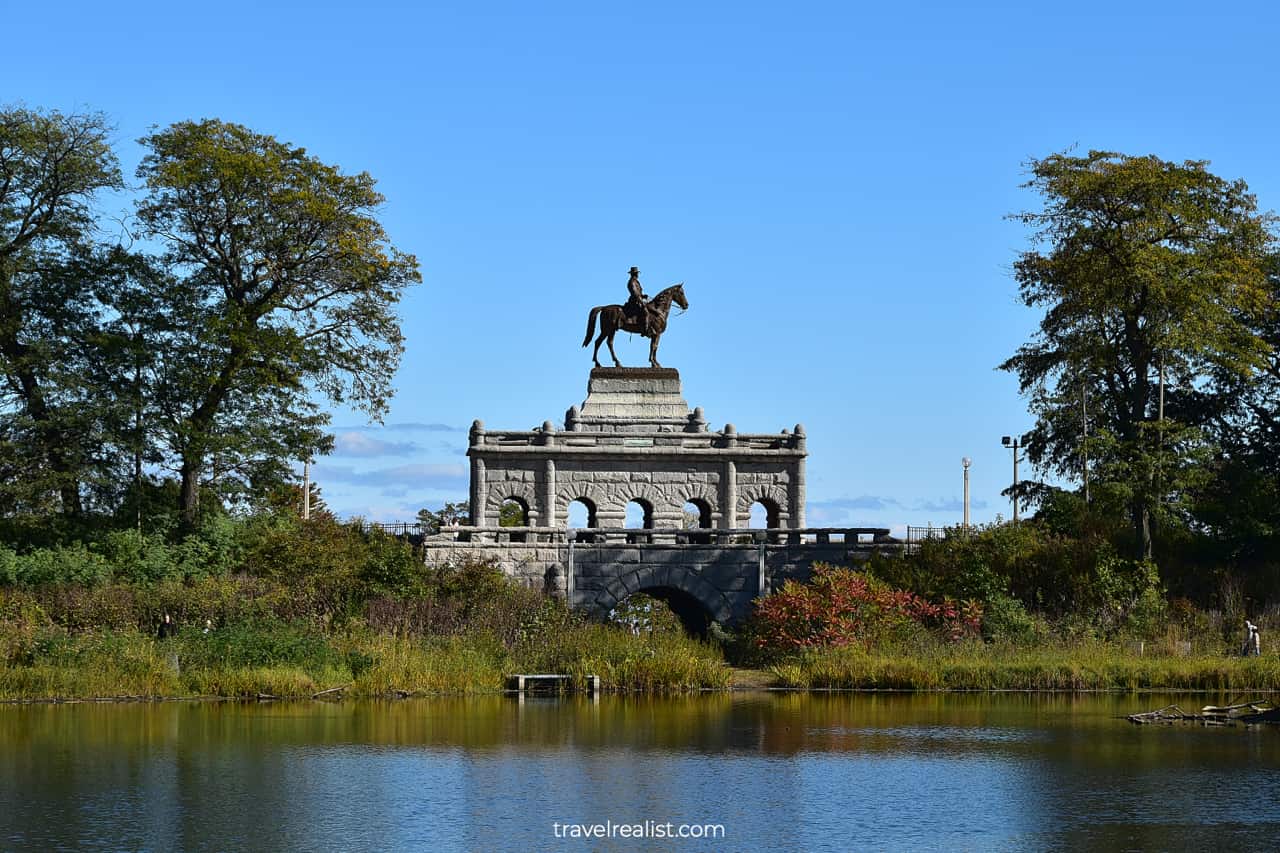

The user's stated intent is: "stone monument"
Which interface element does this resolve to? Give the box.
[467,366,807,532]
[422,267,890,629]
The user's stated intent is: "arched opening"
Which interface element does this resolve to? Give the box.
[683,499,712,543]
[625,498,653,543]
[624,499,653,529]
[748,499,779,529]
[566,497,597,528]
[612,587,714,638]
[500,497,529,541]
[682,499,711,529]
[566,497,599,543]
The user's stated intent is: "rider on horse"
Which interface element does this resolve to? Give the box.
[623,267,660,337]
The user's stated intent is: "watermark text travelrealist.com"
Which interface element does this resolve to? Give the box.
[552,820,725,840]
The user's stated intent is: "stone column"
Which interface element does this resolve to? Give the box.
[472,457,487,526]
[792,424,806,529]
[543,459,556,529]
[721,459,737,529]
[791,460,806,529]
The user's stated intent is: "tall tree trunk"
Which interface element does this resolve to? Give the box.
[180,460,201,529]
[58,481,82,517]
[1132,501,1152,562]
[0,331,82,515]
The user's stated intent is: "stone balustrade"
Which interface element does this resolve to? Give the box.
[471,427,806,453]
[433,526,892,546]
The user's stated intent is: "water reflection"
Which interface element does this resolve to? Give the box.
[2,693,1279,851]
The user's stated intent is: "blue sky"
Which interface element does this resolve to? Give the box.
[7,1,1280,529]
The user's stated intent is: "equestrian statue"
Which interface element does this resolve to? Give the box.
[582,266,688,368]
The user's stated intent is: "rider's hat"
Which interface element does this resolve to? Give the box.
[628,266,640,276]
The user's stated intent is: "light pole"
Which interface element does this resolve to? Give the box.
[962,457,972,529]
[1001,436,1020,522]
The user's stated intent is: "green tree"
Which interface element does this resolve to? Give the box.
[498,500,526,527]
[133,119,421,526]
[89,247,174,522]
[1002,151,1275,560]
[417,499,470,533]
[1192,256,1280,576]
[0,107,122,515]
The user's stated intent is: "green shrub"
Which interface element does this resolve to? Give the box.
[96,529,178,583]
[980,593,1044,643]
[14,544,111,586]
[173,515,243,578]
[175,618,341,670]
[0,547,16,585]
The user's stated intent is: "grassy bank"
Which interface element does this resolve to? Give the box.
[0,623,730,701]
[770,642,1280,691]
[0,519,734,700]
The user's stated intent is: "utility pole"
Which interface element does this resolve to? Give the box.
[302,458,311,521]
[1001,436,1020,522]
[962,457,972,529]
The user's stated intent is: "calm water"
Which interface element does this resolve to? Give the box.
[3,692,1279,851]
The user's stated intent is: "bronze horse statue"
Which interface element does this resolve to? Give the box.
[582,283,688,368]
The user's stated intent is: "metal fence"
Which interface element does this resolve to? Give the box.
[364,521,423,537]
[905,525,951,546]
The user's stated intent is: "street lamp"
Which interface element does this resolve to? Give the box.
[1001,436,1020,522]
[961,457,972,528]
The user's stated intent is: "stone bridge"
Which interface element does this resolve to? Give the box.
[423,525,897,632]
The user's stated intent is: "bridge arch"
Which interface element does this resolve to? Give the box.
[591,564,735,626]
[614,587,717,637]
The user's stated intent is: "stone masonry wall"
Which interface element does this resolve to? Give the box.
[421,539,870,625]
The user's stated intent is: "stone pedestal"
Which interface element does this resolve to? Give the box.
[571,367,692,432]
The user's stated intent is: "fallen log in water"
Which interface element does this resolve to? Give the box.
[1128,699,1277,726]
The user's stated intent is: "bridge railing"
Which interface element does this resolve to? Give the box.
[429,526,896,546]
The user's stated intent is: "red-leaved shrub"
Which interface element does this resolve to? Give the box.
[752,563,981,650]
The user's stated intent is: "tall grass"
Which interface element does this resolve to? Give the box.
[0,618,730,700]
[517,622,731,691]
[772,641,1280,691]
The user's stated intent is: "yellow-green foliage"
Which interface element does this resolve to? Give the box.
[773,642,1280,691]
[517,622,731,691]
[347,636,507,695]
[0,630,182,699]
[182,667,321,698]
[0,614,730,699]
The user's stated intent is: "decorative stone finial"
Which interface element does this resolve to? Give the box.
[688,406,707,433]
